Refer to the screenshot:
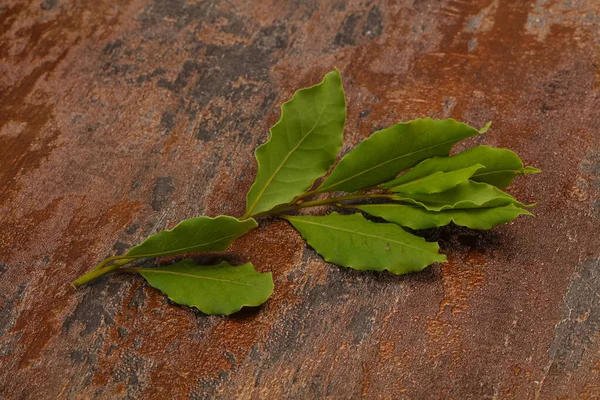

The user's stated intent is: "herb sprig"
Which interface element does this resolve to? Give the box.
[73,70,540,315]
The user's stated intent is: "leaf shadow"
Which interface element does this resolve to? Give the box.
[156,251,244,267]
[417,223,509,253]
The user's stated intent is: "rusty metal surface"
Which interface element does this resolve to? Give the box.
[1,0,599,398]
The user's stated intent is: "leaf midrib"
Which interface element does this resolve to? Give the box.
[358,203,523,212]
[472,168,521,178]
[126,231,242,259]
[140,269,253,286]
[288,216,437,255]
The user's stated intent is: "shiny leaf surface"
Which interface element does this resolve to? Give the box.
[383,145,540,189]
[387,164,484,195]
[356,203,533,230]
[285,212,445,275]
[123,216,257,260]
[317,118,489,193]
[137,259,274,315]
[395,180,528,211]
[245,70,346,216]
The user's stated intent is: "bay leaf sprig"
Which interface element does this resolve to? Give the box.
[73,69,540,315]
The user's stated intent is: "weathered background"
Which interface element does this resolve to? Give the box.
[1,0,599,398]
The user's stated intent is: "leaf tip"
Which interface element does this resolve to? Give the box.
[524,210,536,217]
[523,166,542,175]
[478,121,492,134]
[522,202,538,209]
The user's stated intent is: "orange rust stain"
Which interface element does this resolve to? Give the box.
[9,199,142,368]
[231,219,303,276]
[0,0,134,205]
[0,48,67,204]
[54,200,144,268]
[0,4,27,42]
[361,361,371,398]
[425,253,486,364]
[438,253,486,315]
[514,365,521,376]
[579,384,600,400]
[0,196,63,260]
[377,340,396,365]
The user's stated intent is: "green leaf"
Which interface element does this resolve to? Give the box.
[383,145,540,189]
[355,203,533,230]
[122,216,257,260]
[395,180,527,211]
[387,164,484,195]
[245,70,346,217]
[136,259,274,315]
[317,118,490,193]
[284,212,445,275]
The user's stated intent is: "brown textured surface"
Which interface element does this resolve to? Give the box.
[1,0,599,398]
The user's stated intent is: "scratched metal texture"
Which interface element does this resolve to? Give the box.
[1,0,599,398]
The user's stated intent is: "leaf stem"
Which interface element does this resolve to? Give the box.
[291,189,320,202]
[72,258,132,288]
[251,192,396,218]
[76,190,396,286]
[91,255,134,271]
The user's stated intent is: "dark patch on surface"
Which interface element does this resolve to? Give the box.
[159,111,176,134]
[63,286,116,335]
[535,64,593,115]
[100,40,136,80]
[70,349,92,363]
[40,0,58,11]
[261,275,354,366]
[128,284,147,310]
[102,40,124,57]
[359,109,371,118]
[151,176,175,211]
[101,60,136,79]
[348,305,375,344]
[334,12,362,46]
[191,369,233,400]
[125,222,139,234]
[111,352,147,391]
[139,0,215,31]
[130,165,151,191]
[581,151,600,189]
[0,286,24,337]
[363,6,383,39]
[117,327,129,338]
[548,258,600,372]
[0,262,6,278]
[136,67,166,85]
[256,24,289,50]
[156,60,201,94]
[189,43,272,108]
[112,240,130,255]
